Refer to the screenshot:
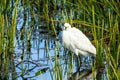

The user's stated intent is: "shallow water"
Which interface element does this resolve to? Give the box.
[1,1,117,80]
[12,30,107,80]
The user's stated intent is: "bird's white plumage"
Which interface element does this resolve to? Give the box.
[62,23,96,57]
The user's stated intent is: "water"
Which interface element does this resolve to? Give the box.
[11,28,107,80]
[0,19,107,80]
[0,1,113,80]
[14,33,56,80]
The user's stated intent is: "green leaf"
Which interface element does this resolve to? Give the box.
[35,67,49,76]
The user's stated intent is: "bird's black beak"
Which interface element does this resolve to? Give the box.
[58,26,63,31]
[64,26,67,30]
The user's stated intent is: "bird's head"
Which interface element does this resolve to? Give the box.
[64,23,71,30]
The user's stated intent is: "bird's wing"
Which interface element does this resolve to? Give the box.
[68,27,96,54]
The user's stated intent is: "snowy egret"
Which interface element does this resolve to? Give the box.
[62,23,96,57]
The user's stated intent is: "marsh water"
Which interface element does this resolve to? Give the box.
[2,25,107,80]
[0,0,120,80]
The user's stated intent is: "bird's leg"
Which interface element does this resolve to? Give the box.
[85,56,88,67]
[74,49,81,71]
[76,55,81,71]
[91,56,96,66]
[74,49,79,56]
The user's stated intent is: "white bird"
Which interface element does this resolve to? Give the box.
[62,23,96,57]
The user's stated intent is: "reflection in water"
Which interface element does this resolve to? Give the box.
[14,32,55,79]
[69,68,95,80]
[69,68,107,80]
[0,0,119,80]
[1,28,106,80]
[0,23,107,80]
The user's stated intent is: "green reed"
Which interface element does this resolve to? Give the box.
[61,0,120,79]
[0,0,120,80]
[0,0,18,79]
